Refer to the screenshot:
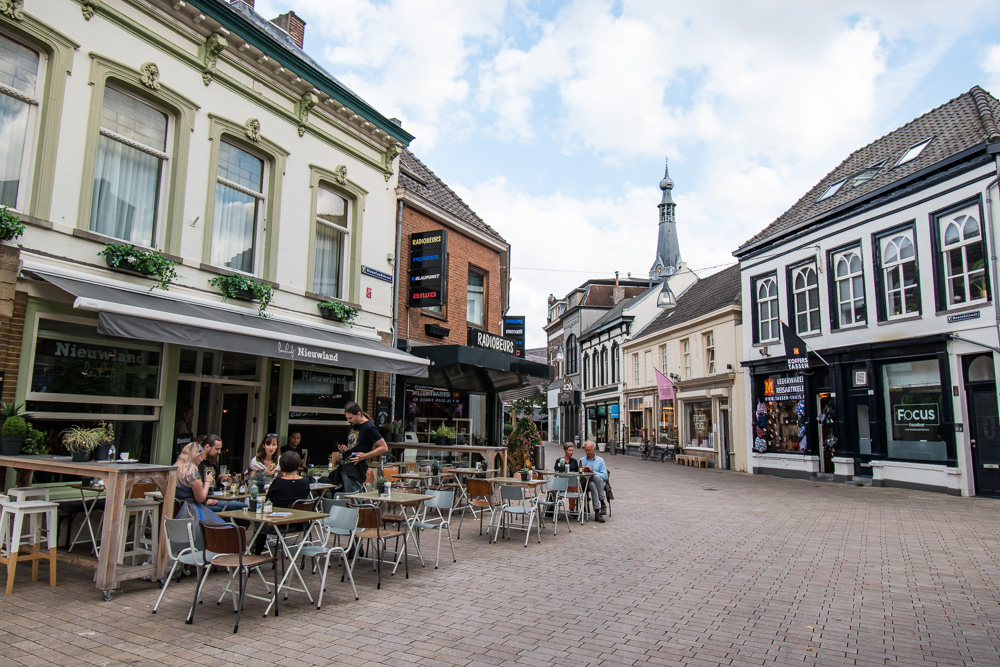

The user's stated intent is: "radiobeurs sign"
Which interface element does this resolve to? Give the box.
[408,230,447,307]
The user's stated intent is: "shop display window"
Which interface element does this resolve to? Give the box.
[406,384,484,443]
[289,365,356,423]
[882,359,947,461]
[753,373,807,454]
[685,401,712,447]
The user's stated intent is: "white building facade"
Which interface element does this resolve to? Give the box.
[735,87,1000,496]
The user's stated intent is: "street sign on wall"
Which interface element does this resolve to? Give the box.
[408,230,447,307]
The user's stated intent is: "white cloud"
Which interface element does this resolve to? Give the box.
[984,44,1000,96]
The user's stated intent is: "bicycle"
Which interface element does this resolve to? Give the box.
[640,440,672,462]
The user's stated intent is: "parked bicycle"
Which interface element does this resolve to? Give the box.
[639,439,674,462]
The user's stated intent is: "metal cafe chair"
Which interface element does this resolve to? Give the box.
[536,475,572,535]
[152,518,215,614]
[187,522,278,634]
[492,485,541,547]
[297,505,360,609]
[350,504,408,590]
[410,489,457,569]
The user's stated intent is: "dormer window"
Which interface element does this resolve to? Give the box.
[894,138,932,168]
[817,178,847,202]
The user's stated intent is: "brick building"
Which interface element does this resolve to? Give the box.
[388,149,551,448]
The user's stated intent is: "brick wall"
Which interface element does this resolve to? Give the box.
[0,291,27,404]
[398,206,506,346]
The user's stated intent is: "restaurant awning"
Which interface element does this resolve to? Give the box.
[29,269,430,377]
[406,344,553,393]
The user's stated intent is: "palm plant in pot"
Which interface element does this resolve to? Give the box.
[62,422,115,462]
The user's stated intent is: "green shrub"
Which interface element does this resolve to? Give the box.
[317,300,358,325]
[2,415,28,438]
[22,426,48,455]
[98,243,178,291]
[208,274,273,317]
[0,206,25,242]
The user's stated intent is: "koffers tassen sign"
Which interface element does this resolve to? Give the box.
[502,315,526,358]
[408,230,447,307]
[468,327,516,355]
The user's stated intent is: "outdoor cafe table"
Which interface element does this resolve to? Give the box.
[342,490,432,572]
[0,454,176,601]
[390,472,435,489]
[216,506,326,615]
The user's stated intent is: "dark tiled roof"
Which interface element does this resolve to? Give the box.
[737,86,1000,254]
[524,347,547,363]
[399,149,507,244]
[583,284,647,307]
[634,264,742,339]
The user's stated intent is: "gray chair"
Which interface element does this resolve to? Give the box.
[297,506,359,609]
[411,489,457,569]
[152,518,216,614]
[536,476,572,535]
[492,485,541,547]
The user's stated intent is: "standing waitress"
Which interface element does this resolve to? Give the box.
[338,402,388,494]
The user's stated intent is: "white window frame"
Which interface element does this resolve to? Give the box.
[894,138,932,168]
[833,247,866,327]
[632,353,639,384]
[792,263,821,334]
[704,332,715,375]
[682,339,691,379]
[211,139,267,275]
[313,183,350,299]
[940,211,987,308]
[659,344,668,374]
[466,269,485,326]
[0,34,43,213]
[91,85,172,248]
[880,232,920,319]
[756,276,780,343]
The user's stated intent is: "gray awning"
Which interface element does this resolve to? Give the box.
[406,344,553,393]
[32,271,429,377]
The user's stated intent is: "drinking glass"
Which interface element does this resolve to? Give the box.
[220,464,228,477]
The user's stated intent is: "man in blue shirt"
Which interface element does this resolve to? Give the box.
[580,440,608,523]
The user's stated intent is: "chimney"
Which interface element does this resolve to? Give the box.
[271,11,306,49]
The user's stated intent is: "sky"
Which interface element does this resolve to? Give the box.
[257,0,1000,348]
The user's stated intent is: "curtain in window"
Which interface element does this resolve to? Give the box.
[313,221,342,296]
[90,88,166,246]
[212,141,263,273]
[0,35,38,209]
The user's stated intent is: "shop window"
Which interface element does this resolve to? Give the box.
[877,229,921,319]
[882,359,946,461]
[704,332,715,375]
[289,365,355,423]
[90,86,169,247]
[791,263,820,334]
[753,275,779,343]
[752,373,807,454]
[210,140,265,274]
[682,339,691,379]
[406,384,483,443]
[467,269,485,326]
[832,247,866,327]
[936,205,988,308]
[685,401,712,447]
[313,185,349,298]
[0,33,40,211]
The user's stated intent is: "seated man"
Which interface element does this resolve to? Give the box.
[198,434,247,513]
[579,440,608,523]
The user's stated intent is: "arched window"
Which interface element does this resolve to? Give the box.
[792,264,820,334]
[611,343,619,383]
[592,354,599,387]
[582,353,589,389]
[755,276,779,342]
[880,232,920,318]
[941,213,986,307]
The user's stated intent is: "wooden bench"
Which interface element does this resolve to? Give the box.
[623,443,643,456]
[675,455,711,468]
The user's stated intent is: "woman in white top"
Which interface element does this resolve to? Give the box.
[248,434,279,477]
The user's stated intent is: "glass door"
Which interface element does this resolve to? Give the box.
[216,386,257,472]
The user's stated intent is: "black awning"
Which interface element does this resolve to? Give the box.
[406,344,553,393]
[33,271,430,377]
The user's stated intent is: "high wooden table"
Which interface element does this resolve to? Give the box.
[0,454,177,601]
[386,443,508,476]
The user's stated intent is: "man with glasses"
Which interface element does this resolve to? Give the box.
[580,441,608,523]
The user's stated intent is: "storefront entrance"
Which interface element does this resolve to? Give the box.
[219,386,257,471]
[964,354,1000,497]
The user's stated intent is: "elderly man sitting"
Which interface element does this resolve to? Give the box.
[579,440,608,523]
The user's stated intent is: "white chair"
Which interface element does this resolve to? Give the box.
[492,485,541,547]
[564,475,588,524]
[536,476,572,535]
[411,489,457,569]
[152,518,217,614]
[297,505,360,609]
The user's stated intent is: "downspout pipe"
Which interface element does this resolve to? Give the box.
[390,190,405,421]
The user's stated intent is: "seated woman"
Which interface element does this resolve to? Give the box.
[555,443,580,472]
[253,451,311,554]
[173,441,224,546]
[248,434,280,479]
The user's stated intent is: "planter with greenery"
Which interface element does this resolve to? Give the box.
[389,419,405,443]
[208,274,273,317]
[22,425,48,455]
[1,415,28,456]
[317,300,358,326]
[98,243,179,291]
[62,422,115,463]
[375,473,388,495]
[0,206,25,242]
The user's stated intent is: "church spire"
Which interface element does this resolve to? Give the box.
[649,157,682,281]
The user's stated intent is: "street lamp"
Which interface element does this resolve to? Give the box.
[656,279,677,309]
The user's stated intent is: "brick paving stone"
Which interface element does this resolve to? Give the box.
[3,442,1000,665]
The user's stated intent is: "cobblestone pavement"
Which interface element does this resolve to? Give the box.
[2,443,1000,666]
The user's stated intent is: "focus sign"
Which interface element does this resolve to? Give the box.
[408,230,447,307]
[503,315,526,358]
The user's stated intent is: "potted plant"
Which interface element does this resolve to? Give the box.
[1,415,28,456]
[208,274,274,317]
[98,243,179,291]
[317,300,358,326]
[62,422,115,463]
[375,473,388,495]
[433,426,450,447]
[519,466,532,480]
[390,419,405,443]
[441,425,458,446]
[22,425,48,455]
[0,205,25,242]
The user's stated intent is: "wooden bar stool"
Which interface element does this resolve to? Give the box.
[0,500,58,594]
[120,497,159,566]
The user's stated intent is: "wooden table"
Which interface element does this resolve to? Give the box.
[387,443,508,476]
[0,455,177,601]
